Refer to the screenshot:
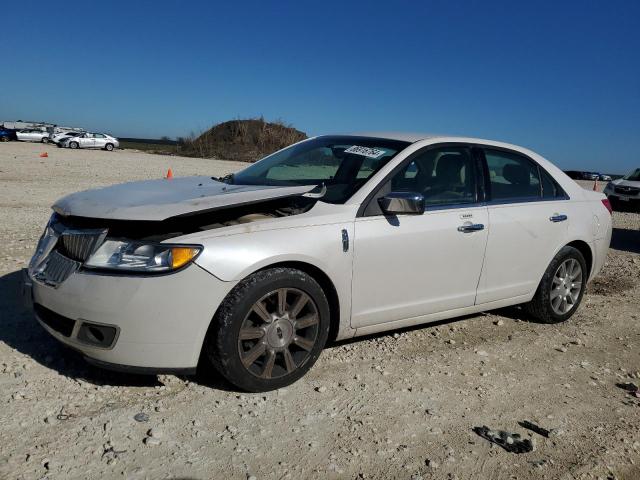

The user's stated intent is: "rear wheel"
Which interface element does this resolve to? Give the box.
[525,246,587,323]
[204,268,330,392]
[41,137,49,144]
[69,141,79,149]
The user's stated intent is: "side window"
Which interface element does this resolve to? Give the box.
[540,168,565,199]
[485,149,541,201]
[541,169,556,198]
[389,147,477,207]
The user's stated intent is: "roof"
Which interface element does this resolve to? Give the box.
[345,131,456,143]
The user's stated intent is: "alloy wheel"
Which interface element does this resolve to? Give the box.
[550,258,583,315]
[237,288,319,379]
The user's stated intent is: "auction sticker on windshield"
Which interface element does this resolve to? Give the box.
[344,145,386,158]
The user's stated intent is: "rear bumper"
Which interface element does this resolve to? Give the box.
[27,264,236,371]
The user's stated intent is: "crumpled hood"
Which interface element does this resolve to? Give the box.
[53,176,315,221]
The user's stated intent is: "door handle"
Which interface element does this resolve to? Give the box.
[549,214,568,223]
[457,223,485,233]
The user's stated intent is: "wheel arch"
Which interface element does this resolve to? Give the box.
[253,261,341,343]
[565,239,593,279]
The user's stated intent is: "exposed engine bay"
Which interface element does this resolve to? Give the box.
[52,195,317,241]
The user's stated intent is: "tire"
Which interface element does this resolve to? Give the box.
[69,141,79,149]
[524,246,587,323]
[0,136,8,142]
[41,137,49,144]
[105,143,114,151]
[204,267,330,392]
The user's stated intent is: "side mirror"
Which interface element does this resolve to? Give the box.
[378,191,425,215]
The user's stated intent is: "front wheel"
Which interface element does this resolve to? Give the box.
[69,141,79,149]
[204,268,330,392]
[0,136,8,142]
[105,143,114,151]
[525,246,587,323]
[41,137,49,143]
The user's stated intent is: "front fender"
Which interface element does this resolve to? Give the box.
[194,224,351,282]
[194,223,356,338]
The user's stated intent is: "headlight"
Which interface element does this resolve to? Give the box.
[85,240,202,273]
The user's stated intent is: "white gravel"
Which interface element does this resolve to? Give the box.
[1,142,639,479]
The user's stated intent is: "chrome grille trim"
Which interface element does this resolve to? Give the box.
[59,229,107,261]
[34,250,81,287]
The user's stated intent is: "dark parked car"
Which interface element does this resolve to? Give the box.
[0,126,18,142]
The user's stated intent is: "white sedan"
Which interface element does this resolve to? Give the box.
[25,134,612,391]
[16,129,50,143]
[61,132,119,151]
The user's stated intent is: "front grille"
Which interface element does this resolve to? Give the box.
[59,230,106,261]
[35,250,81,286]
[614,186,640,196]
[34,303,75,337]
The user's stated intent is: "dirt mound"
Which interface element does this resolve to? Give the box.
[182,118,307,162]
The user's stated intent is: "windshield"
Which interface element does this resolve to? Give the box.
[624,168,640,181]
[228,136,409,203]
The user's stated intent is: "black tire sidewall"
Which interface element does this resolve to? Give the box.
[70,142,78,149]
[538,246,588,323]
[207,268,330,392]
[106,143,113,151]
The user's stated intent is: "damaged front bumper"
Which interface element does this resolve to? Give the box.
[27,264,236,373]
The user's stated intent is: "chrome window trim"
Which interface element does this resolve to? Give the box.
[359,195,572,219]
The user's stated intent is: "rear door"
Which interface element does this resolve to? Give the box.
[351,145,489,328]
[475,147,570,304]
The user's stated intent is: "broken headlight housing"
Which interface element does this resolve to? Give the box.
[84,240,202,273]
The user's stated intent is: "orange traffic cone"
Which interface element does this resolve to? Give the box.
[39,152,48,158]
[593,179,598,191]
[166,168,173,179]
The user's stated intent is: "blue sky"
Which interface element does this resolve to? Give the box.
[2,0,639,172]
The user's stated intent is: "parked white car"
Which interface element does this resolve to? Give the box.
[24,134,612,391]
[61,132,119,151]
[604,168,640,210]
[16,129,50,143]
[50,131,85,145]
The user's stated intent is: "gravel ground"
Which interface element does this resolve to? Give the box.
[0,142,639,480]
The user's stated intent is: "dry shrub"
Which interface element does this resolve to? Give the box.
[181,118,307,162]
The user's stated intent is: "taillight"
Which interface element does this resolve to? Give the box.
[601,198,612,215]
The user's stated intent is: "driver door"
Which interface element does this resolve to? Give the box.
[351,145,489,328]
